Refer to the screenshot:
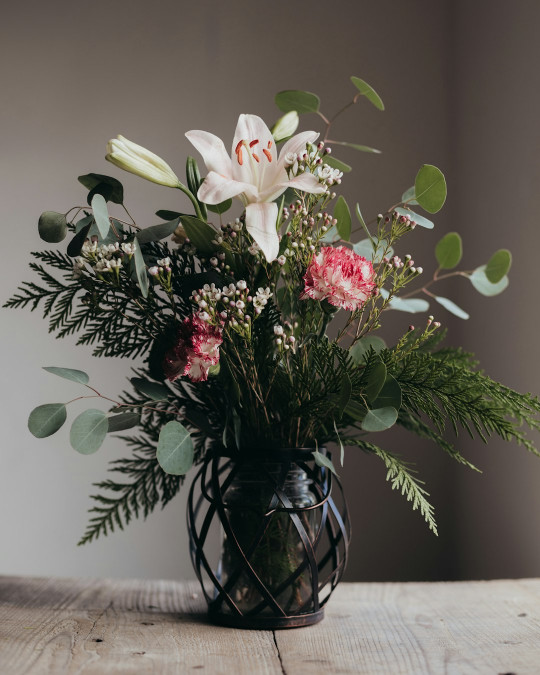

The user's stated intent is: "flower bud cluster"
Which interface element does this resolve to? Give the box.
[273,323,297,352]
[148,256,173,291]
[316,164,343,187]
[75,237,136,280]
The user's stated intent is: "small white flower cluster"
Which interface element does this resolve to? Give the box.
[191,281,252,330]
[148,257,172,276]
[316,164,343,187]
[284,140,327,179]
[253,287,272,314]
[74,237,136,278]
[273,323,296,352]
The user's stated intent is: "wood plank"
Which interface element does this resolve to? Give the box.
[275,579,540,674]
[0,576,282,675]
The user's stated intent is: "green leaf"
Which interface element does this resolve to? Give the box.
[87,182,113,205]
[207,199,233,215]
[388,296,430,313]
[334,196,351,241]
[186,156,207,221]
[70,409,108,454]
[38,211,67,243]
[354,203,373,241]
[78,173,124,204]
[401,186,419,205]
[394,207,434,229]
[435,232,462,269]
[349,336,387,365]
[275,90,320,114]
[434,296,470,320]
[372,375,402,410]
[364,360,387,403]
[361,406,398,432]
[136,218,180,244]
[107,412,140,432]
[131,238,149,298]
[312,449,337,475]
[91,193,111,239]
[180,215,218,255]
[335,142,381,154]
[130,377,169,401]
[324,155,352,173]
[320,225,339,243]
[350,76,385,111]
[157,420,194,475]
[66,222,92,257]
[414,164,447,214]
[156,209,184,220]
[344,399,367,421]
[28,403,67,438]
[333,419,345,466]
[353,238,393,262]
[42,367,89,385]
[485,249,512,283]
[469,265,509,296]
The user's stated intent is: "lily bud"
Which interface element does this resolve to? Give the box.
[106,135,181,188]
[271,111,299,143]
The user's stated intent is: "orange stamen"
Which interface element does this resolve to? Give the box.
[262,149,272,162]
[235,141,243,154]
[249,139,259,147]
[252,153,260,163]
[237,146,243,165]
[267,140,273,149]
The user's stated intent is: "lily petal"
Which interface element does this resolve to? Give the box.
[198,171,256,205]
[258,171,326,203]
[245,202,280,262]
[232,114,276,187]
[185,130,232,177]
[277,131,320,171]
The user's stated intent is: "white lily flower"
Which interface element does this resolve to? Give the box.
[106,135,181,188]
[271,111,299,143]
[186,114,326,262]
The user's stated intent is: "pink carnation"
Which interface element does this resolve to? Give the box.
[163,314,222,383]
[301,246,376,311]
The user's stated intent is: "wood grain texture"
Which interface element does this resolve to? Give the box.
[1,576,539,674]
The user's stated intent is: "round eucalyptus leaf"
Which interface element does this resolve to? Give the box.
[394,207,434,230]
[435,232,463,269]
[130,377,169,401]
[350,76,385,111]
[42,367,89,385]
[136,219,180,244]
[372,375,402,410]
[434,295,470,320]
[107,412,140,433]
[87,182,114,205]
[401,186,419,205]
[207,199,233,214]
[388,297,430,313]
[334,196,351,241]
[156,209,184,220]
[364,360,387,403]
[469,266,509,296]
[38,212,67,243]
[28,403,67,438]
[91,193,111,240]
[414,164,447,214]
[361,406,398,432]
[349,336,387,365]
[131,240,149,298]
[485,249,512,283]
[157,421,194,475]
[70,409,108,455]
[78,173,124,204]
[275,90,320,114]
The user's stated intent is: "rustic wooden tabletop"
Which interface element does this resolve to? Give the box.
[1,576,539,674]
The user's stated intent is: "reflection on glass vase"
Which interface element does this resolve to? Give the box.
[187,448,350,630]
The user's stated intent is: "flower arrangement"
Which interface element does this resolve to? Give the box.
[6,76,540,549]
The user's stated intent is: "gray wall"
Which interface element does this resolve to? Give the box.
[1,0,539,582]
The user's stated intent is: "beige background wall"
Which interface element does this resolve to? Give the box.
[1,0,539,582]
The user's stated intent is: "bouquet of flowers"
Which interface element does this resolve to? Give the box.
[7,76,539,552]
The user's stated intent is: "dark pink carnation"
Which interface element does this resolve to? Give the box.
[163,314,222,383]
[301,246,376,311]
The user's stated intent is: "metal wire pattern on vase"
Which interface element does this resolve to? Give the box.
[187,447,350,629]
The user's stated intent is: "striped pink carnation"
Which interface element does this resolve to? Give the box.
[163,314,222,383]
[301,246,376,311]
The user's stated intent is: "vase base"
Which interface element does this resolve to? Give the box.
[208,607,325,630]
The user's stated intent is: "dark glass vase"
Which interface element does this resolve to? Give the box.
[187,448,350,630]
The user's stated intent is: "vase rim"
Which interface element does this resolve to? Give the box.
[210,446,327,462]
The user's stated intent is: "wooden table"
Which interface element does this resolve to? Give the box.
[1,576,539,674]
